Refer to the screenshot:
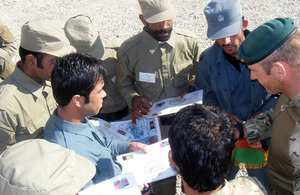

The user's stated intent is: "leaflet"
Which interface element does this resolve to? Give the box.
[111,117,161,145]
[89,117,161,145]
[117,138,178,184]
[89,117,132,141]
[149,89,203,117]
[79,172,141,195]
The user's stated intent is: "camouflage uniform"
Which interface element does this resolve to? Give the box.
[245,93,300,194]
[214,177,267,195]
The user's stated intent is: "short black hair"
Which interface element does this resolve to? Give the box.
[51,53,108,107]
[169,104,235,193]
[19,46,44,68]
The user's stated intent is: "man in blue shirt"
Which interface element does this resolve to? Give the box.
[195,0,278,188]
[44,53,148,189]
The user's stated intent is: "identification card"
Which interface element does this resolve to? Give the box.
[139,72,155,83]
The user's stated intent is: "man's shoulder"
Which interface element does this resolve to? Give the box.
[226,176,267,194]
[0,80,19,106]
[103,39,122,49]
[119,32,143,54]
[173,27,197,39]
[201,42,221,57]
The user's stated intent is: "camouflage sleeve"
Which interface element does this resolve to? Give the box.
[244,108,274,144]
[289,122,300,194]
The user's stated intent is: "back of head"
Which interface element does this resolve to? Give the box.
[138,0,177,23]
[64,14,104,59]
[0,139,95,195]
[51,53,108,107]
[0,18,14,45]
[169,104,235,193]
[20,19,75,57]
[204,0,242,40]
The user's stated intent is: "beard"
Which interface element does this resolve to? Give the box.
[146,26,173,42]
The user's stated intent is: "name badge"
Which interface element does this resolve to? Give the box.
[139,72,155,83]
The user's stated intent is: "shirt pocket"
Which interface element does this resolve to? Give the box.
[173,60,194,88]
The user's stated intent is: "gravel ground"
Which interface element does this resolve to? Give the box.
[1,0,300,59]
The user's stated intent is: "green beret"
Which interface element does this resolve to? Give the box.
[237,18,297,65]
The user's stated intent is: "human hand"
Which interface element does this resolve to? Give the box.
[139,183,150,195]
[177,86,195,99]
[250,111,264,119]
[129,142,149,153]
[131,96,152,126]
[229,114,243,125]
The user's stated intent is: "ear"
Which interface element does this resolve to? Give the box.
[25,54,37,67]
[242,19,248,30]
[273,61,286,80]
[139,14,147,26]
[71,95,84,108]
[168,150,177,168]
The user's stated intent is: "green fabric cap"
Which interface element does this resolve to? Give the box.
[237,18,297,65]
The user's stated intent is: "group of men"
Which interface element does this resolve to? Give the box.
[0,0,299,194]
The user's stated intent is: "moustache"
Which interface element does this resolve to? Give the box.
[152,27,173,36]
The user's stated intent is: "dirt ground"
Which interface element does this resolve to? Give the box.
[2,0,300,53]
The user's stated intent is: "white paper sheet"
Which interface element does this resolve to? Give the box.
[149,90,203,117]
[117,138,178,184]
[79,172,141,195]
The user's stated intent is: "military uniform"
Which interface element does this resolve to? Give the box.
[0,42,17,81]
[96,40,128,120]
[213,177,267,195]
[0,64,57,153]
[116,27,201,109]
[0,19,17,82]
[245,93,300,194]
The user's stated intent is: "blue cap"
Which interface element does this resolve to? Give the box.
[204,0,243,40]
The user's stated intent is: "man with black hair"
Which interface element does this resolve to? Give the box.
[194,0,278,187]
[0,19,75,153]
[168,104,267,195]
[44,53,148,190]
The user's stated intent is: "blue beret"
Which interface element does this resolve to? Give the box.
[237,18,297,65]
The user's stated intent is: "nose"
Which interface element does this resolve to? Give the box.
[102,90,107,98]
[159,21,169,30]
[223,37,231,45]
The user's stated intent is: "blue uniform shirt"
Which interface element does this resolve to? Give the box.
[44,109,130,188]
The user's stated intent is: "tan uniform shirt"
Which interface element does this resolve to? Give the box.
[116,27,201,108]
[213,177,266,195]
[245,93,300,194]
[100,40,127,114]
[0,64,57,153]
[0,41,17,81]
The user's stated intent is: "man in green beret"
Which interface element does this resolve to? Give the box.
[237,17,300,194]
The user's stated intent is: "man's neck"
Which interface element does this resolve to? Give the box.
[18,62,43,84]
[183,180,223,195]
[57,106,85,124]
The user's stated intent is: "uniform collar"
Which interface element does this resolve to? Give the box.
[12,63,51,99]
[53,109,96,141]
[141,27,176,54]
[287,93,300,108]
